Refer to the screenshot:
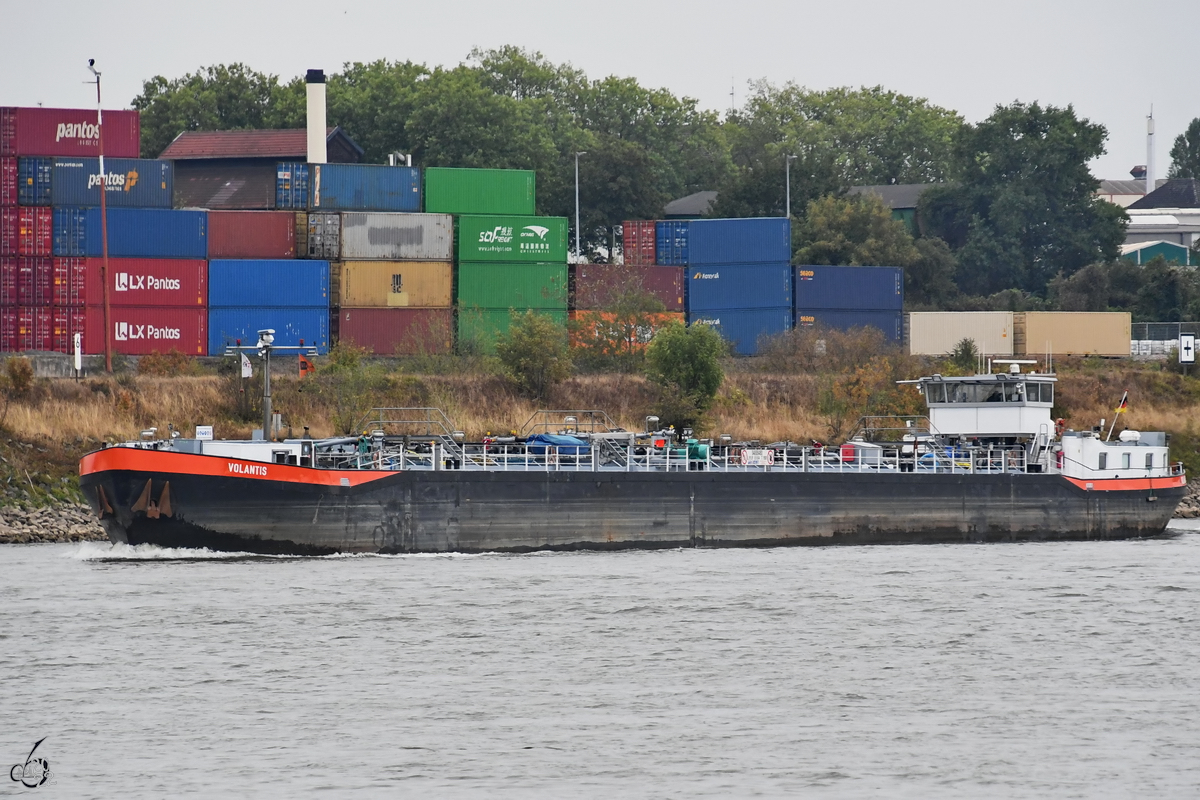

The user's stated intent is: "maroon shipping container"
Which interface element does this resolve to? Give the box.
[0,308,15,351]
[16,257,52,306]
[83,306,207,355]
[622,220,657,266]
[0,107,140,158]
[206,210,296,258]
[337,307,453,355]
[571,264,684,311]
[84,257,207,307]
[52,258,86,307]
[52,307,85,354]
[0,157,15,205]
[18,207,51,256]
[0,207,16,255]
[0,306,54,351]
[0,257,16,305]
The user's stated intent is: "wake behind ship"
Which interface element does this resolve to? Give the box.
[79,367,1187,554]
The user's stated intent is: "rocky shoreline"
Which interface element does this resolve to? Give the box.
[3,482,1200,545]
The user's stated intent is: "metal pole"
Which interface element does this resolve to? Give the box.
[262,344,272,441]
[785,154,796,219]
[574,152,585,263]
[88,60,112,373]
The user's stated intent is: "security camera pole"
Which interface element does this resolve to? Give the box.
[257,329,275,440]
[87,59,112,373]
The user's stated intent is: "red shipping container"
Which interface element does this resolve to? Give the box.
[16,257,52,306]
[0,308,16,351]
[0,206,17,255]
[571,264,684,311]
[337,307,453,355]
[15,306,52,351]
[0,107,140,158]
[84,306,207,355]
[0,157,15,205]
[207,211,296,258]
[622,220,657,266]
[84,258,207,307]
[18,207,51,256]
[52,307,86,354]
[0,257,17,305]
[52,258,87,307]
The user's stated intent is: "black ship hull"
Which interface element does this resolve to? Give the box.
[79,449,1186,554]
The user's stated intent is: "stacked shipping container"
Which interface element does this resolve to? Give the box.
[793,265,904,343]
[207,260,329,354]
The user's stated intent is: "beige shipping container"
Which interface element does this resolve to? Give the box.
[338,261,453,308]
[908,312,1014,356]
[1016,312,1131,357]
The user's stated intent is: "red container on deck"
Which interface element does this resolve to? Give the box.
[0,257,17,305]
[52,258,86,307]
[622,220,657,266]
[0,107,140,158]
[83,306,208,355]
[84,257,207,307]
[571,264,684,311]
[0,207,16,255]
[337,307,453,355]
[16,257,52,306]
[18,207,51,256]
[206,210,296,259]
[52,307,86,354]
[0,157,16,205]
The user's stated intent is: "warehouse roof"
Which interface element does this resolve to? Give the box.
[1099,179,1167,196]
[664,190,718,218]
[1128,179,1200,210]
[847,184,938,210]
[159,127,364,162]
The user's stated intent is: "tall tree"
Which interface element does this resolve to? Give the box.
[795,193,918,266]
[1168,118,1200,179]
[919,102,1126,296]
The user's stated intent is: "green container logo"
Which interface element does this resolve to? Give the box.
[458,216,567,262]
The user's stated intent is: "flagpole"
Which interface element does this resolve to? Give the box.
[1106,391,1127,442]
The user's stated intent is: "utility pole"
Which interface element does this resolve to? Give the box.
[258,329,274,440]
[785,154,797,218]
[574,151,586,263]
[87,59,112,373]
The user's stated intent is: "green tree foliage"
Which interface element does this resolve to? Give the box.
[494,311,573,401]
[907,237,959,307]
[569,279,669,373]
[313,344,389,435]
[795,193,919,266]
[644,322,725,426]
[1046,256,1200,321]
[713,82,962,219]
[1168,118,1200,179]
[919,102,1127,297]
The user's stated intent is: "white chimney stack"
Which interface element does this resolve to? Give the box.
[1146,109,1155,197]
[306,69,327,165]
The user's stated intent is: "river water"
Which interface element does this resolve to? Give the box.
[4,526,1200,798]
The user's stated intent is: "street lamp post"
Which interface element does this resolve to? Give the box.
[574,151,586,263]
[87,59,112,373]
[785,154,797,219]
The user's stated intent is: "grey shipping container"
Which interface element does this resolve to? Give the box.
[305,213,340,259]
[339,212,453,261]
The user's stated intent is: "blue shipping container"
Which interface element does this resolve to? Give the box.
[310,164,421,212]
[687,307,793,356]
[655,221,689,265]
[794,308,903,343]
[794,265,903,311]
[687,263,792,312]
[17,157,52,205]
[688,218,791,266]
[208,307,329,356]
[52,207,208,258]
[51,158,172,208]
[208,259,330,308]
[276,162,308,209]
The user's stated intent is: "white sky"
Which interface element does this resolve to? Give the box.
[4,0,1196,180]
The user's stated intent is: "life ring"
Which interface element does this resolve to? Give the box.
[1054,418,1066,437]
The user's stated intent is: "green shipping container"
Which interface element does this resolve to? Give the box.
[456,215,569,263]
[457,308,568,354]
[456,262,568,310]
[424,167,536,215]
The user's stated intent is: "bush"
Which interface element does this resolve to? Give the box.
[137,349,203,376]
[494,311,572,401]
[644,322,725,427]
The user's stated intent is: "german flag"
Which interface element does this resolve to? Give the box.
[1114,393,1128,414]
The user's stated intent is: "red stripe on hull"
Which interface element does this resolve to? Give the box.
[79,447,393,487]
[1062,475,1187,492]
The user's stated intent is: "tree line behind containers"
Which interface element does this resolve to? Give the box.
[908,311,1131,357]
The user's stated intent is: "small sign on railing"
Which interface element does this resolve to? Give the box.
[740,448,775,467]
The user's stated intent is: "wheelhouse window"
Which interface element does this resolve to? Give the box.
[1146,452,1154,470]
[1122,452,1131,470]
[1099,452,1107,470]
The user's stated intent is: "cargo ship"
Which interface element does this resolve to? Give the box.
[79,363,1187,554]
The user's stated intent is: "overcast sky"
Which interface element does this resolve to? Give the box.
[5,0,1196,180]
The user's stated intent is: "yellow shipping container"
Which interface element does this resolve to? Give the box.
[1016,312,1131,357]
[908,312,1014,356]
[338,261,453,308]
